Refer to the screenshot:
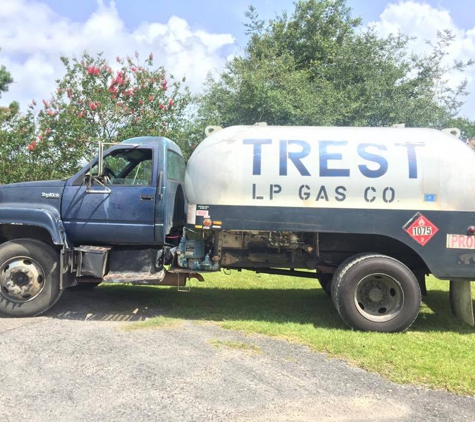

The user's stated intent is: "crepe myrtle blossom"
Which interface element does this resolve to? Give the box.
[21,51,193,182]
[87,66,99,75]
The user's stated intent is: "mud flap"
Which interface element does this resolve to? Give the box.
[450,280,474,326]
[60,248,75,289]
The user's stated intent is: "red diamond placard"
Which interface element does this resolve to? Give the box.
[405,214,439,246]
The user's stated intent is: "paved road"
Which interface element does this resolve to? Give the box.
[0,288,474,422]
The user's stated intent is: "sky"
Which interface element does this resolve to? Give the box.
[0,0,474,119]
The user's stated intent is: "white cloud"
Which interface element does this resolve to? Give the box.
[2,0,473,119]
[0,0,235,109]
[369,1,475,118]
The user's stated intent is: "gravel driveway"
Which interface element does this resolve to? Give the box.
[0,288,474,422]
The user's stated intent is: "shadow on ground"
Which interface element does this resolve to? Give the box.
[37,283,475,334]
[47,285,344,328]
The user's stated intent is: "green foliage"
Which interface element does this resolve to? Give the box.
[0,103,38,183]
[198,0,473,132]
[447,116,475,141]
[245,0,361,76]
[0,48,28,184]
[0,47,13,98]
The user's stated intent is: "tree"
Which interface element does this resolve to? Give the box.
[0,104,37,184]
[0,48,31,184]
[447,116,475,144]
[23,51,192,181]
[0,47,13,98]
[197,0,473,131]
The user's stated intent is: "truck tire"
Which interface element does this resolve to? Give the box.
[331,253,421,332]
[0,239,62,317]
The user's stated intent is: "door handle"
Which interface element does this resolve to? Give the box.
[157,171,163,199]
[140,194,154,201]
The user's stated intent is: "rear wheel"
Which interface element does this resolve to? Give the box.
[0,239,62,317]
[331,254,421,332]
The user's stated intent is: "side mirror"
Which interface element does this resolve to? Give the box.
[98,142,105,177]
[83,141,110,194]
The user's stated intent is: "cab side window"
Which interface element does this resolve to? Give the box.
[91,148,154,186]
[167,150,185,181]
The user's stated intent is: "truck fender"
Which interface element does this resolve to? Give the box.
[0,206,67,246]
[0,207,75,289]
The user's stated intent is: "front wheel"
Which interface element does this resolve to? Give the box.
[331,254,421,332]
[0,239,62,317]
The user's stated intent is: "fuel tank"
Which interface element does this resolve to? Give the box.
[185,125,473,211]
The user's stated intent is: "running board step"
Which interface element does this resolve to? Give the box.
[103,269,204,287]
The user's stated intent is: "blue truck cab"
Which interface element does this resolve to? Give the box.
[0,136,190,318]
[62,137,186,246]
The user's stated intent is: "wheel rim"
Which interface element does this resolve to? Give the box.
[354,273,404,322]
[0,256,46,303]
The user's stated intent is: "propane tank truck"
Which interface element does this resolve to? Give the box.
[0,124,473,333]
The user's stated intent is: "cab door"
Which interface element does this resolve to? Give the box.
[62,147,158,245]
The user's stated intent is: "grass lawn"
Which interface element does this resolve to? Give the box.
[104,271,475,396]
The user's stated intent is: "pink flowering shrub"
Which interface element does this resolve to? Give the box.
[24,51,192,178]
